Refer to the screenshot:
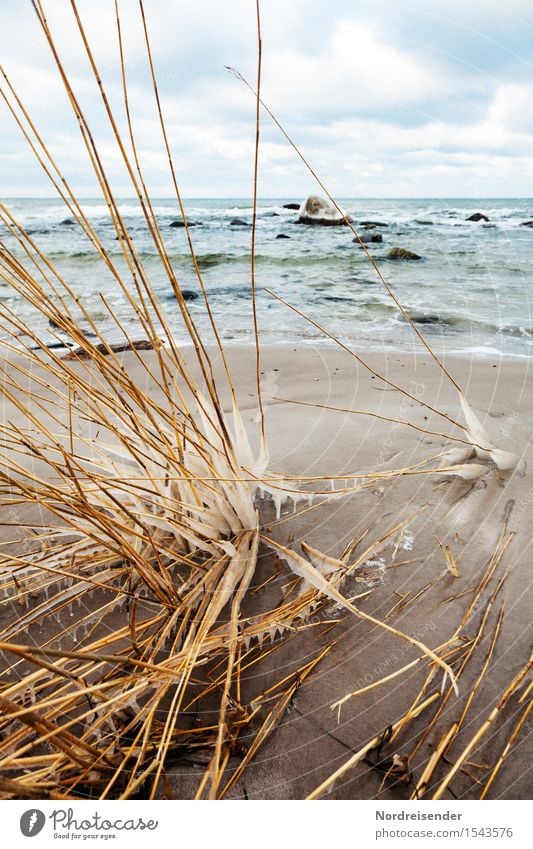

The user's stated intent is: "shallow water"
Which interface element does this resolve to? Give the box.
[2,197,533,357]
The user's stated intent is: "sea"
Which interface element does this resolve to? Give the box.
[2,197,533,358]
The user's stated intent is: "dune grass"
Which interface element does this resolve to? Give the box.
[0,0,526,800]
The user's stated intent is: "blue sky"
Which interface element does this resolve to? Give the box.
[2,0,533,197]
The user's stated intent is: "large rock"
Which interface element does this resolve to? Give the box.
[283,203,300,210]
[466,212,489,222]
[298,195,351,226]
[388,246,421,261]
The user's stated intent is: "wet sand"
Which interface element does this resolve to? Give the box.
[1,343,531,799]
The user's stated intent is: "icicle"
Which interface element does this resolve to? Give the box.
[439,463,487,481]
[459,393,519,470]
[24,685,37,705]
[439,446,475,468]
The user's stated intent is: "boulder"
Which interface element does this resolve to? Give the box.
[409,314,441,325]
[283,203,301,210]
[388,247,421,261]
[60,218,75,226]
[170,220,202,227]
[164,289,198,301]
[466,212,489,222]
[230,218,250,227]
[353,233,383,244]
[298,195,351,226]
[276,234,291,239]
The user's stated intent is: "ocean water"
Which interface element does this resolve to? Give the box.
[2,197,533,357]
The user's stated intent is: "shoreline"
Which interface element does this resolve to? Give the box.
[17,335,533,365]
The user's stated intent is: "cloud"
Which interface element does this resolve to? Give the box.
[1,1,533,197]
[488,82,533,131]
[263,21,446,117]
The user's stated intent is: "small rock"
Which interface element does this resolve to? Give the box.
[388,247,421,261]
[170,220,202,227]
[276,234,291,239]
[60,218,75,225]
[359,220,388,227]
[415,220,434,225]
[466,212,489,222]
[230,218,250,226]
[353,233,383,244]
[283,203,301,210]
[298,194,352,226]
[520,220,533,227]
[163,289,198,302]
[409,314,441,324]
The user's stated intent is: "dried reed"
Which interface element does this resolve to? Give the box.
[0,0,523,801]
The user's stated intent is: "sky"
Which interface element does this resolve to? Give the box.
[1,0,533,198]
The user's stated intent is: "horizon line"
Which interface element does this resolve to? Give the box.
[3,195,533,201]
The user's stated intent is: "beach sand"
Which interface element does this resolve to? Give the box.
[1,343,531,799]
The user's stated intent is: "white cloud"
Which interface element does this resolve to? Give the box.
[263,21,444,116]
[2,1,533,197]
[488,82,533,131]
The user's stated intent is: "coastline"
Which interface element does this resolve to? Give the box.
[5,195,533,360]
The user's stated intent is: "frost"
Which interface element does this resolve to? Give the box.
[401,532,414,552]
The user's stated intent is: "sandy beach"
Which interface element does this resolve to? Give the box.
[1,342,530,799]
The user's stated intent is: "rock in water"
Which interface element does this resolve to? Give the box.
[298,195,352,226]
[276,233,291,239]
[163,289,198,302]
[353,233,383,244]
[360,220,388,227]
[466,212,489,222]
[520,220,533,227]
[230,218,250,227]
[388,246,421,261]
[283,203,301,210]
[170,220,202,227]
